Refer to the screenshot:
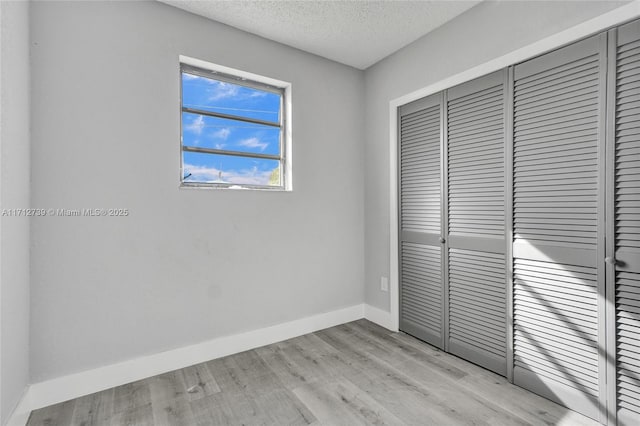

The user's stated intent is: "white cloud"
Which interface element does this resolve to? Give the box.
[238,137,268,151]
[184,163,272,186]
[212,127,231,140]
[208,82,239,101]
[214,143,226,150]
[185,115,205,135]
[185,75,269,102]
[207,82,270,101]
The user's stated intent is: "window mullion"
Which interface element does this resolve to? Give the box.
[183,146,281,161]
[182,107,280,128]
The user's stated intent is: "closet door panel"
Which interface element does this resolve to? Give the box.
[446,70,508,375]
[447,71,505,242]
[399,94,444,349]
[614,18,640,426]
[448,248,507,374]
[512,34,606,421]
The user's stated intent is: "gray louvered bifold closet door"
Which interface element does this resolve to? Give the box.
[445,70,508,376]
[512,34,607,422]
[613,19,640,426]
[398,93,444,349]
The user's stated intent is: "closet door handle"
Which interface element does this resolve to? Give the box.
[605,257,617,266]
[439,237,446,244]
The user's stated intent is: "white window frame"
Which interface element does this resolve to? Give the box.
[179,55,292,191]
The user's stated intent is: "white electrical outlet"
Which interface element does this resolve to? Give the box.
[380,276,389,292]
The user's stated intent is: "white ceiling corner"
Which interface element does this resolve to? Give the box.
[158,0,481,69]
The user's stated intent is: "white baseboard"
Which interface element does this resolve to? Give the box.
[4,388,31,426]
[5,304,365,426]
[364,304,396,331]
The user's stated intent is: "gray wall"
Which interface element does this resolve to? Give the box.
[363,0,629,311]
[30,0,364,382]
[0,0,30,423]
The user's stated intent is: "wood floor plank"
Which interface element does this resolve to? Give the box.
[335,323,532,426]
[147,371,187,403]
[353,319,475,378]
[205,355,273,425]
[148,371,195,426]
[230,350,316,425]
[69,388,114,426]
[150,396,194,426]
[109,404,153,426]
[458,367,597,426]
[355,321,598,426]
[354,321,598,426]
[26,320,599,426]
[188,391,237,426]
[292,378,404,426]
[112,379,151,415]
[314,327,481,425]
[27,400,75,426]
[254,341,309,389]
[255,334,352,391]
[206,351,315,425]
[179,361,220,401]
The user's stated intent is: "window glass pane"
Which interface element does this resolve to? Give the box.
[182,112,280,156]
[183,151,281,187]
[182,72,280,123]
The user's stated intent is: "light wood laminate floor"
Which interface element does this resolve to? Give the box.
[27,320,598,426]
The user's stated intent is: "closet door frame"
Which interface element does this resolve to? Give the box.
[441,92,450,352]
[506,67,515,384]
[605,26,618,426]
[597,31,609,425]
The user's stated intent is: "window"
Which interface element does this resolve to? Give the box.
[180,61,289,190]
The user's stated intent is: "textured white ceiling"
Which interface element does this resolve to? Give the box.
[160,1,481,69]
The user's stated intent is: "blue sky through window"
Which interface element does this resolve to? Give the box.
[181,71,282,186]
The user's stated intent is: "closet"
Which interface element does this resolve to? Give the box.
[398,18,639,425]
